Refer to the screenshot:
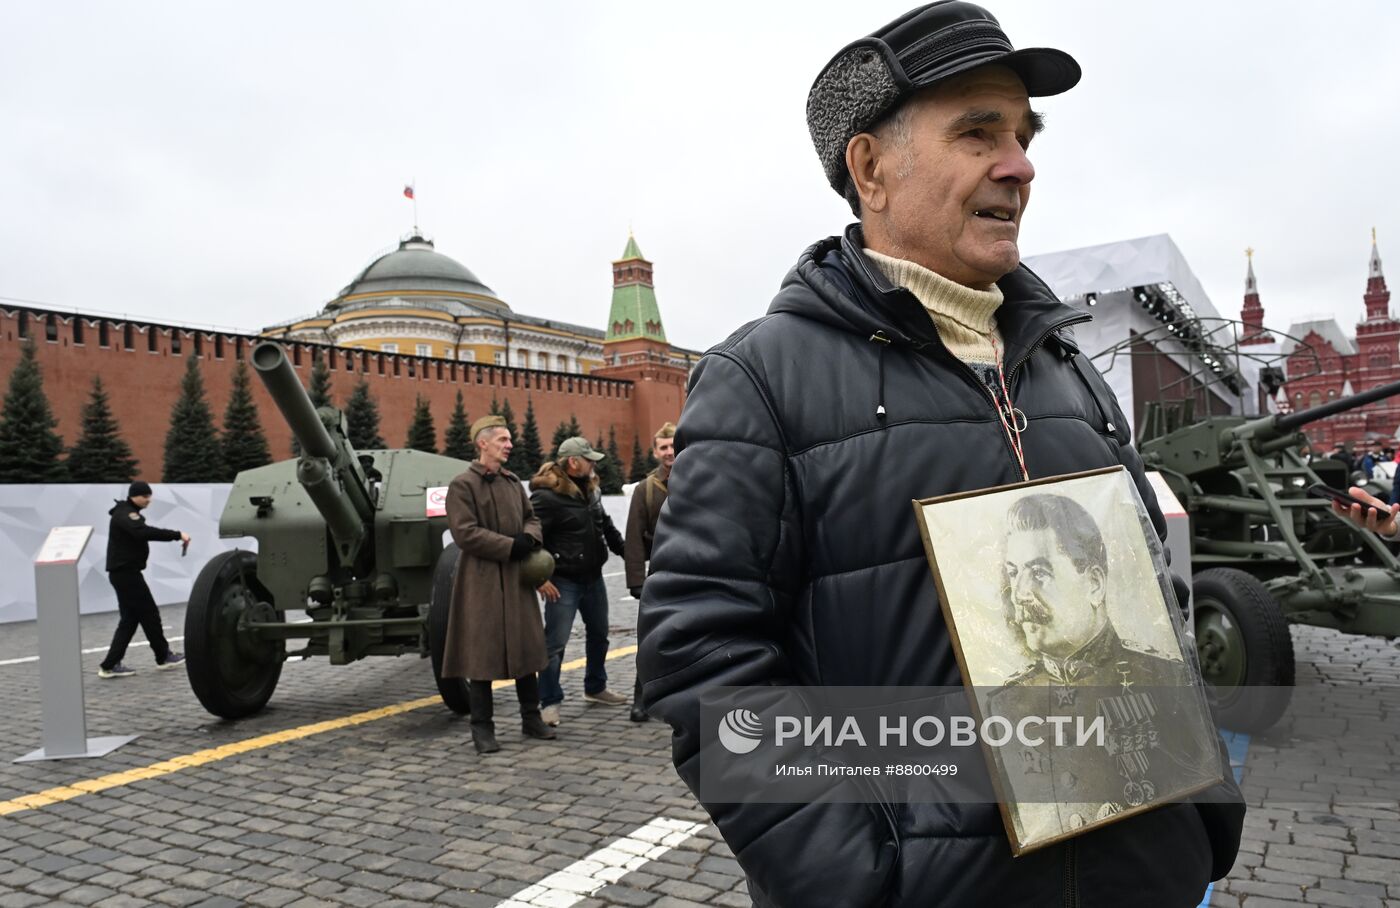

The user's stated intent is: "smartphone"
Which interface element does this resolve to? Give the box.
[1307,483,1380,511]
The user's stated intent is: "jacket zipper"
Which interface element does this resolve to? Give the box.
[1007,315,1092,385]
[940,357,1020,469]
[934,314,1091,477]
[1063,839,1080,908]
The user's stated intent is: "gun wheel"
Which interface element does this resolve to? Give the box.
[429,542,471,715]
[185,550,284,719]
[1193,567,1294,733]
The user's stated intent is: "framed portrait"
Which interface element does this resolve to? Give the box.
[913,466,1223,856]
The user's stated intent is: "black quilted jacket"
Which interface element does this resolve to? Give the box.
[638,225,1244,908]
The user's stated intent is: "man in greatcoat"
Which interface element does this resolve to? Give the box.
[444,414,555,754]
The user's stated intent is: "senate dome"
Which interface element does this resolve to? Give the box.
[263,229,640,374]
[329,233,510,317]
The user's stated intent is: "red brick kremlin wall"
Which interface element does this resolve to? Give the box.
[0,307,663,479]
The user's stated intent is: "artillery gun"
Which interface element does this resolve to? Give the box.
[1094,318,1400,732]
[184,342,475,718]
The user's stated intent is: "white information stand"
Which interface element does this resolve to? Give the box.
[16,525,138,762]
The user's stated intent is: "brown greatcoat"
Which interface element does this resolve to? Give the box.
[623,468,668,589]
[442,461,546,680]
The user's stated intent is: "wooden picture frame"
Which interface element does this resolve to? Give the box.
[912,466,1223,855]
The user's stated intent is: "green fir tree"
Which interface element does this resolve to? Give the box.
[221,361,271,478]
[500,398,527,475]
[518,398,544,477]
[443,390,472,461]
[499,398,519,438]
[551,413,583,455]
[163,355,224,482]
[0,340,66,482]
[308,349,334,408]
[293,350,336,456]
[345,378,386,450]
[405,394,438,453]
[597,428,623,494]
[66,376,138,483]
[628,434,650,482]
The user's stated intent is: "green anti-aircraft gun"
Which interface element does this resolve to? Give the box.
[1097,320,1400,732]
[184,341,473,719]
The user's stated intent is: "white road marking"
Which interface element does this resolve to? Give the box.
[0,636,187,667]
[494,816,705,908]
[603,570,624,578]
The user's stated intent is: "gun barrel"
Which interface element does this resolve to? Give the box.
[1274,378,1400,433]
[297,457,364,554]
[251,342,337,459]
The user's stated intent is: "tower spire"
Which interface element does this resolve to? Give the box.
[1240,246,1272,346]
[606,230,665,343]
[1364,228,1390,321]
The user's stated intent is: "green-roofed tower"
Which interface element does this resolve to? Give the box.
[606,233,667,343]
[595,230,695,455]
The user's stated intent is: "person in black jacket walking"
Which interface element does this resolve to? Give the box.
[637,3,1244,906]
[98,481,189,679]
[530,437,627,726]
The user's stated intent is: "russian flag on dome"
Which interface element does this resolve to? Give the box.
[403,184,414,200]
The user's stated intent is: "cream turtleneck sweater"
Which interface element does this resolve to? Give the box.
[864,248,1004,367]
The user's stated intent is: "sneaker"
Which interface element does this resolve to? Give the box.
[583,688,629,706]
[540,705,561,727]
[98,663,135,679]
[157,652,185,670]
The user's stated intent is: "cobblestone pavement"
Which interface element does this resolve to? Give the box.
[1209,629,1400,908]
[1,573,1398,907]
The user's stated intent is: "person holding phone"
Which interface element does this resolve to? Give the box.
[1324,484,1400,537]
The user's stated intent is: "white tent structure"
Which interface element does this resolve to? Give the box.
[1023,234,1282,439]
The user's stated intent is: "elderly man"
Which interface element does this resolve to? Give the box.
[623,421,676,722]
[443,415,555,754]
[638,3,1244,905]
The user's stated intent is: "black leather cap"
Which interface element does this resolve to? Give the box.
[807,1,1081,195]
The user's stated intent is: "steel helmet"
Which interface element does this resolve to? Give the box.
[521,549,556,588]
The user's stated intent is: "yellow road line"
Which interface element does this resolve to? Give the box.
[0,645,639,818]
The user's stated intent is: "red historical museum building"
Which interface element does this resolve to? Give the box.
[1243,233,1396,449]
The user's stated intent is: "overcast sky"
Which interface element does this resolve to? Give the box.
[2,1,1395,355]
